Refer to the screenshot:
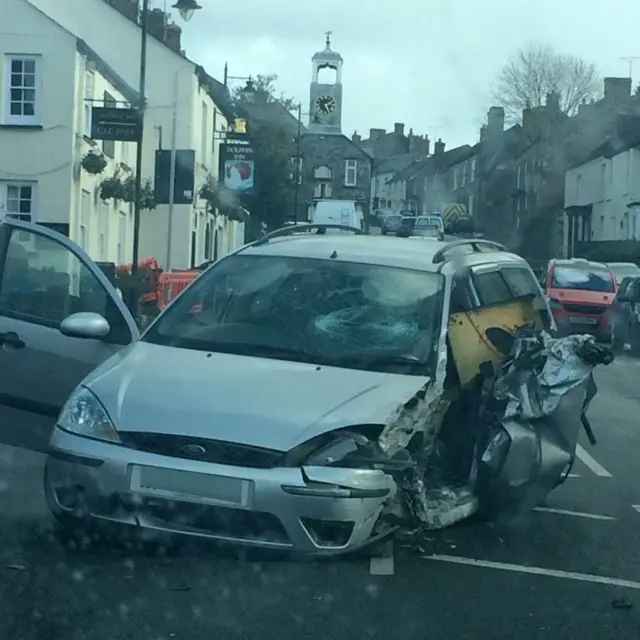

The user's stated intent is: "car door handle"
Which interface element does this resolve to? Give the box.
[0,332,25,349]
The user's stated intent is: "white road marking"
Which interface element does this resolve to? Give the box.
[424,554,640,590]
[533,507,615,521]
[632,505,640,514]
[575,444,612,477]
[568,473,581,478]
[369,540,394,575]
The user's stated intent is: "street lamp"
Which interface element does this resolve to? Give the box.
[129,0,202,312]
[239,78,256,102]
[172,0,202,21]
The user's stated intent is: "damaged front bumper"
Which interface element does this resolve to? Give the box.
[373,326,613,535]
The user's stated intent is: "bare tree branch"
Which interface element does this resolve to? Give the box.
[491,42,600,123]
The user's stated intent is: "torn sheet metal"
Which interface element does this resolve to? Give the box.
[378,324,613,535]
[476,326,613,519]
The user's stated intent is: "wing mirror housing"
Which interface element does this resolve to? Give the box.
[60,312,111,339]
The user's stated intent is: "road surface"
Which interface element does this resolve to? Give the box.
[0,357,639,639]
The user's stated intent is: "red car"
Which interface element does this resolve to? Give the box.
[544,258,617,343]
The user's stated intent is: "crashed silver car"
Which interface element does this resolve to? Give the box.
[0,219,612,555]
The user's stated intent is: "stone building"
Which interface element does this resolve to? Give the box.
[296,34,372,222]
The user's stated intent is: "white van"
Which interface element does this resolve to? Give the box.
[310,200,364,232]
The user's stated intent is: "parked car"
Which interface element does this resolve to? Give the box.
[609,275,640,353]
[0,219,590,556]
[543,258,616,343]
[607,262,640,286]
[380,213,402,235]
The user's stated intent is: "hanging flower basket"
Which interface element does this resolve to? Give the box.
[81,150,108,175]
[99,175,124,201]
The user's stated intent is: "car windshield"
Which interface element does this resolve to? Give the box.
[144,254,444,374]
[551,264,615,292]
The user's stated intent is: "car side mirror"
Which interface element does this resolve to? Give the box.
[60,312,111,339]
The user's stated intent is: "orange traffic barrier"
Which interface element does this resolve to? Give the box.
[157,271,199,310]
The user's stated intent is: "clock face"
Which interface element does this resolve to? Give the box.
[315,95,337,115]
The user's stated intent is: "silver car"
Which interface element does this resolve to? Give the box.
[0,219,444,555]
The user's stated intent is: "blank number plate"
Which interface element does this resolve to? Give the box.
[130,465,251,506]
[568,316,597,325]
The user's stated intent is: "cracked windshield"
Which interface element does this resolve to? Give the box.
[2,0,640,638]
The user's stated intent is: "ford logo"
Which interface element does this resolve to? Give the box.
[182,444,206,456]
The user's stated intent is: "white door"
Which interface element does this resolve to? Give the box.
[0,219,139,451]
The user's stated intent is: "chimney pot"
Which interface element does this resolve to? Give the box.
[394,122,405,136]
[487,106,505,134]
[434,138,445,155]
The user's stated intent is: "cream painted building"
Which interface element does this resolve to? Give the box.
[2,0,244,270]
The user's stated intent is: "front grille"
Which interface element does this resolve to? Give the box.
[562,304,607,315]
[143,498,290,543]
[120,432,284,469]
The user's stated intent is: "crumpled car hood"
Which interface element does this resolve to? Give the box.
[84,342,430,451]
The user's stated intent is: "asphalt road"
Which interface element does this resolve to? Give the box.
[1,357,640,639]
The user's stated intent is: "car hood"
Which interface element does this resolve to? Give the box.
[547,287,614,306]
[84,343,430,452]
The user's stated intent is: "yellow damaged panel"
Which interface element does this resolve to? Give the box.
[448,298,541,387]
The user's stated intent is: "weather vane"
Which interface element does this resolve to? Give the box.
[325,30,332,48]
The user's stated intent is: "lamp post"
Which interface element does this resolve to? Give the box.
[129,0,202,311]
[293,103,302,222]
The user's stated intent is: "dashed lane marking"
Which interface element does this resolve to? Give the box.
[369,540,394,575]
[632,505,640,514]
[423,554,640,589]
[575,444,613,477]
[533,507,615,521]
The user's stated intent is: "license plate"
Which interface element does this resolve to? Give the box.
[569,316,597,325]
[130,466,251,506]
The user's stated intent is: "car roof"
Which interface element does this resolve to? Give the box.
[552,258,609,269]
[608,262,640,268]
[240,233,529,273]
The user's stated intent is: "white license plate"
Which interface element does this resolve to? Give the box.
[569,316,597,325]
[130,466,251,506]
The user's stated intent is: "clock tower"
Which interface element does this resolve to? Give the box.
[308,32,343,135]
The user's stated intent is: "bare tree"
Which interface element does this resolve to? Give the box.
[492,42,600,122]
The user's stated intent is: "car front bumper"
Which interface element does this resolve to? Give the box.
[44,427,397,555]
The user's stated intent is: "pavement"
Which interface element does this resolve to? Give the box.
[1,357,640,639]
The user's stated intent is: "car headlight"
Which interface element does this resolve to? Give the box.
[287,431,413,471]
[58,386,121,443]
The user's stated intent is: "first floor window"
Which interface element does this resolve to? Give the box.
[3,55,41,126]
[0,181,36,221]
[344,159,357,187]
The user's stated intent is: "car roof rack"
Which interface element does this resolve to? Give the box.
[431,238,506,264]
[253,223,365,246]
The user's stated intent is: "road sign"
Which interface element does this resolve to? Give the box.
[91,107,141,142]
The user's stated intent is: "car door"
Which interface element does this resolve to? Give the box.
[0,218,139,450]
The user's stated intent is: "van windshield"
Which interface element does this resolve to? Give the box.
[551,264,615,293]
[144,254,444,374]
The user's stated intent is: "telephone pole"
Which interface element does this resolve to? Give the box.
[621,57,640,79]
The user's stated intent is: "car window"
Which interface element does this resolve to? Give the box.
[143,254,445,374]
[502,267,539,298]
[473,271,512,305]
[0,227,131,344]
[551,264,615,293]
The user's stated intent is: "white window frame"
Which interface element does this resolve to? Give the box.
[344,159,357,187]
[84,70,95,138]
[80,188,91,251]
[0,180,37,221]
[3,55,42,126]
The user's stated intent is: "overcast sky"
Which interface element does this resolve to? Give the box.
[167,0,640,149]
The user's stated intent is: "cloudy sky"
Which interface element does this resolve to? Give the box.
[167,0,640,149]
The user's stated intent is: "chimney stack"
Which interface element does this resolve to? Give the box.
[105,0,138,22]
[147,8,166,41]
[394,122,405,136]
[352,131,362,144]
[487,106,505,135]
[165,23,182,53]
[434,138,445,155]
[604,77,632,103]
[368,128,386,140]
